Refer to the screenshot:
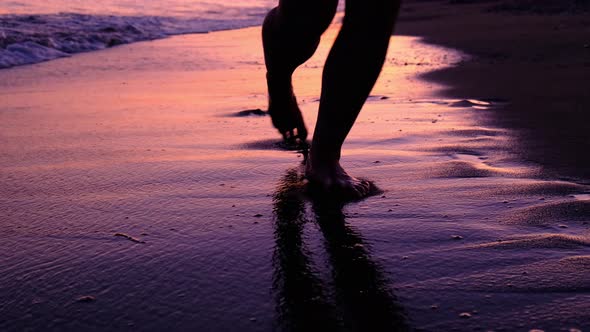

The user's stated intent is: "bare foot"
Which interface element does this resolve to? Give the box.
[266,73,308,143]
[305,153,373,200]
[262,8,308,143]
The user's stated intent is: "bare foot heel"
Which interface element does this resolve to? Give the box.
[304,152,376,201]
[265,72,308,144]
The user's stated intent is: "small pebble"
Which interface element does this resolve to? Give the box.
[558,224,568,228]
[114,233,145,244]
[31,298,44,305]
[253,214,263,218]
[459,312,471,319]
[451,235,463,240]
[249,317,257,322]
[430,305,439,310]
[402,256,409,260]
[76,295,96,303]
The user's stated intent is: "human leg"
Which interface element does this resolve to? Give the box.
[262,0,338,142]
[306,0,401,198]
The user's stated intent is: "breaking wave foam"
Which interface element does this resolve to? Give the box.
[0,6,270,69]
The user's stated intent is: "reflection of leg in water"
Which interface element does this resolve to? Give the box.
[313,201,408,331]
[272,168,340,331]
[272,167,407,331]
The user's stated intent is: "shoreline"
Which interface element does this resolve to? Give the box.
[395,0,590,183]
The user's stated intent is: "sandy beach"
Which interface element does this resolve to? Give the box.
[396,0,590,181]
[1,4,590,331]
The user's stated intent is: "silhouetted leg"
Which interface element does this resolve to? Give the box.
[306,0,401,198]
[263,0,338,142]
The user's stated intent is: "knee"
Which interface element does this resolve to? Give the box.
[343,0,401,36]
[278,0,338,37]
[314,0,339,33]
[345,0,401,23]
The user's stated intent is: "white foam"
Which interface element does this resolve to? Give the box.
[0,1,275,69]
[0,41,70,68]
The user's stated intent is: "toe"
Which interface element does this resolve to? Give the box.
[351,187,364,199]
[297,125,308,141]
[348,179,372,199]
[359,180,372,196]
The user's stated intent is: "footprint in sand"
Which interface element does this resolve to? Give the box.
[229,108,268,117]
[240,138,309,152]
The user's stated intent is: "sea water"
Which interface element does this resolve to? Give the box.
[0,0,277,68]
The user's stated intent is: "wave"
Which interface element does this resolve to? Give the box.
[0,12,266,69]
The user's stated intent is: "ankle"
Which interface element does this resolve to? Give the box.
[266,72,294,97]
[308,146,341,168]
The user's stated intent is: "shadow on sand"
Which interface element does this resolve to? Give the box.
[271,167,409,332]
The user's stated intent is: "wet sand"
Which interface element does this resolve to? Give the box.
[1,19,590,332]
[396,0,590,181]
